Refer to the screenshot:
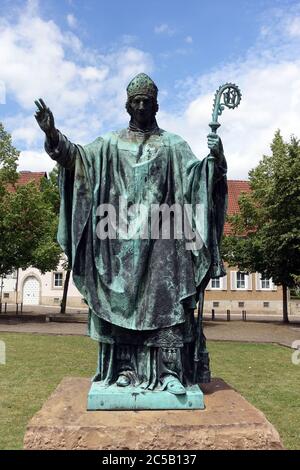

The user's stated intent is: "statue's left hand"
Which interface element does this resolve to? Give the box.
[207,133,223,158]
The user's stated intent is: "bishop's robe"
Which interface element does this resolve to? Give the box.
[46,126,227,386]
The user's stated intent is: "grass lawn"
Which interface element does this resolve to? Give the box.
[0,332,299,450]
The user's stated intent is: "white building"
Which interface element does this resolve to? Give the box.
[1,176,298,316]
[1,260,85,308]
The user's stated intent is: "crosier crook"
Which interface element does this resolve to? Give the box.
[193,83,242,383]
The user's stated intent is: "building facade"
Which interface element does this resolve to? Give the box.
[0,261,85,308]
[204,268,283,315]
[0,265,288,314]
[1,176,294,315]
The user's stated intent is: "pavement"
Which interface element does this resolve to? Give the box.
[204,320,300,349]
[0,321,87,336]
[0,304,88,315]
[0,319,299,349]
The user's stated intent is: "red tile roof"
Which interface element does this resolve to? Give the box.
[7,171,47,192]
[224,180,251,235]
[17,171,47,186]
[7,174,247,235]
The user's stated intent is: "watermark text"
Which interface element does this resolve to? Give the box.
[0,340,6,365]
[291,340,300,365]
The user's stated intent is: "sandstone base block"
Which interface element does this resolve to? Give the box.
[23,377,283,450]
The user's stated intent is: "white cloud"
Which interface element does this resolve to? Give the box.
[19,150,56,173]
[25,0,39,16]
[285,15,300,37]
[160,59,300,179]
[0,0,153,167]
[158,8,300,179]
[154,23,175,36]
[121,34,137,45]
[0,80,6,104]
[185,36,193,44]
[66,13,77,29]
[8,114,42,147]
[2,1,300,183]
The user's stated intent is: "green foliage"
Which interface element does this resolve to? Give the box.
[40,165,60,215]
[0,123,62,277]
[222,130,300,290]
[40,164,71,311]
[0,182,61,275]
[0,123,19,194]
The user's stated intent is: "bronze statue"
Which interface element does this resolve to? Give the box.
[35,73,230,407]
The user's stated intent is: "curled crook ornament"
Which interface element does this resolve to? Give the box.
[210,83,242,132]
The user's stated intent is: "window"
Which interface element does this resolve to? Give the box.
[213,302,219,308]
[261,276,271,289]
[256,273,275,290]
[263,302,269,308]
[238,301,245,308]
[207,276,227,291]
[237,272,246,289]
[53,272,63,288]
[231,271,252,290]
[53,297,61,304]
[211,278,220,289]
[261,279,270,289]
[208,275,227,290]
[3,293,9,299]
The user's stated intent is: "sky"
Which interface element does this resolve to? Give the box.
[1,0,300,178]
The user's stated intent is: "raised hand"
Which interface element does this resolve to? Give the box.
[34,98,56,138]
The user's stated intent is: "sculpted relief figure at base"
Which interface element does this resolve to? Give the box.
[35,74,232,404]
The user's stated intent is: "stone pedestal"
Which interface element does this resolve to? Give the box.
[23,377,283,450]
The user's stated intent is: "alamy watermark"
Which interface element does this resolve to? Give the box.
[95,198,205,250]
[0,340,6,365]
[0,80,6,104]
[291,340,300,365]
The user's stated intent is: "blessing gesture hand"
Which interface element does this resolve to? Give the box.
[34,98,56,139]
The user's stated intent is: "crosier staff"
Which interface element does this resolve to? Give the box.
[193,83,242,383]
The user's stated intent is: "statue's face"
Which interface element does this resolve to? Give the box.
[128,94,156,125]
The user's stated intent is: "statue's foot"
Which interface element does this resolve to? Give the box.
[116,373,131,387]
[162,375,186,395]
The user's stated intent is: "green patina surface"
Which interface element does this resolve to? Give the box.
[46,125,227,391]
[87,383,204,410]
[53,128,227,334]
[39,76,241,400]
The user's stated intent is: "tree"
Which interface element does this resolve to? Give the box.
[0,122,19,192]
[222,131,300,323]
[40,165,60,214]
[41,165,71,314]
[0,180,61,277]
[0,123,61,286]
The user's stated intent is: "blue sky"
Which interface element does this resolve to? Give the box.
[1,0,300,177]
[40,0,263,82]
